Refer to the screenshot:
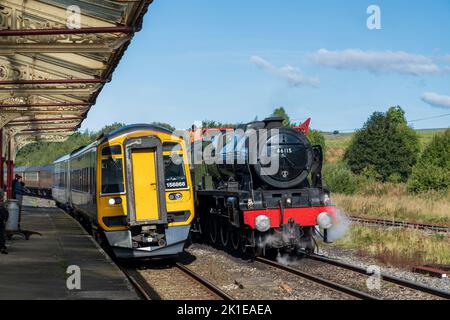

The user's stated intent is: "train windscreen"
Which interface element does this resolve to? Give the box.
[101,158,124,194]
[163,155,187,189]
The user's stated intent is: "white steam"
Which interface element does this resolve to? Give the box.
[276,253,298,266]
[326,209,352,242]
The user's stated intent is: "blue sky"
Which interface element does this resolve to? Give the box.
[81,0,450,132]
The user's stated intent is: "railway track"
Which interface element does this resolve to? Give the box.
[254,257,380,300]
[307,253,450,300]
[350,215,450,233]
[120,266,156,300]
[120,263,234,300]
[174,263,235,300]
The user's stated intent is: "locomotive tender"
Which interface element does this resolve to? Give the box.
[191,117,336,257]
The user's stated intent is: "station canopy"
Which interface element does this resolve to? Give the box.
[0,0,153,158]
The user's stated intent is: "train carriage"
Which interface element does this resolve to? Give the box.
[14,166,53,198]
[53,124,195,259]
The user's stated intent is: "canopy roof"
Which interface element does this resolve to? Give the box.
[0,0,153,158]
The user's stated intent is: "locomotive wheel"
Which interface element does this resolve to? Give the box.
[207,217,218,245]
[264,248,279,260]
[247,231,263,257]
[240,231,248,254]
[219,221,229,247]
[230,228,241,251]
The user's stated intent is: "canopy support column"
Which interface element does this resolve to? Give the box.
[6,139,13,199]
[0,129,3,190]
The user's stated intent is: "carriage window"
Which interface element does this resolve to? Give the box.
[102,145,122,156]
[163,155,187,189]
[101,158,124,194]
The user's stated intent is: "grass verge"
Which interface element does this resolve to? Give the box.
[332,225,450,266]
[333,191,450,226]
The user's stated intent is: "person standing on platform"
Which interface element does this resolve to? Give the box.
[0,190,8,254]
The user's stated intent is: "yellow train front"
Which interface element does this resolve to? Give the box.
[52,124,195,259]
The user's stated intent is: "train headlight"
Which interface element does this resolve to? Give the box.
[108,197,122,205]
[255,215,271,232]
[169,193,183,201]
[317,212,333,229]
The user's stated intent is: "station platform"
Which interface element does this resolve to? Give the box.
[0,197,138,300]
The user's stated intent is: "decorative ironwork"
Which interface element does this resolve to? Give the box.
[0,0,153,155]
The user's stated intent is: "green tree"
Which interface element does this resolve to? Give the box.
[15,131,95,167]
[272,107,292,127]
[151,122,175,131]
[344,107,420,182]
[201,120,236,129]
[97,122,126,136]
[408,129,450,193]
[323,162,358,195]
[15,123,133,167]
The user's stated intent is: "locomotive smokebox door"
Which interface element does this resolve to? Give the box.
[124,136,168,226]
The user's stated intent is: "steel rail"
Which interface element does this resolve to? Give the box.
[119,267,153,300]
[350,216,450,233]
[308,254,450,300]
[255,257,380,300]
[175,263,234,300]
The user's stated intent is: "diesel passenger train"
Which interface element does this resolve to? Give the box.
[18,124,195,259]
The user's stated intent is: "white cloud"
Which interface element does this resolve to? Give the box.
[309,49,440,75]
[421,92,450,109]
[250,56,319,87]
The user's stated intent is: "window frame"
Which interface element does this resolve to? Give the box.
[100,145,126,196]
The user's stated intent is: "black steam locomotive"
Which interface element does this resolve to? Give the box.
[191,117,336,258]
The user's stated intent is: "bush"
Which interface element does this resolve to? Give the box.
[307,129,326,150]
[323,162,358,195]
[408,129,450,193]
[408,165,450,193]
[344,106,420,182]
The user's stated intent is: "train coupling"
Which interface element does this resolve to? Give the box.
[281,218,302,246]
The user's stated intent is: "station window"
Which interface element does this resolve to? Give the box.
[101,158,124,194]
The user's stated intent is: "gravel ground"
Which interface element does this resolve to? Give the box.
[282,255,442,300]
[137,261,221,300]
[317,245,450,296]
[184,244,354,300]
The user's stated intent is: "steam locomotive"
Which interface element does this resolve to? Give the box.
[191,117,336,257]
